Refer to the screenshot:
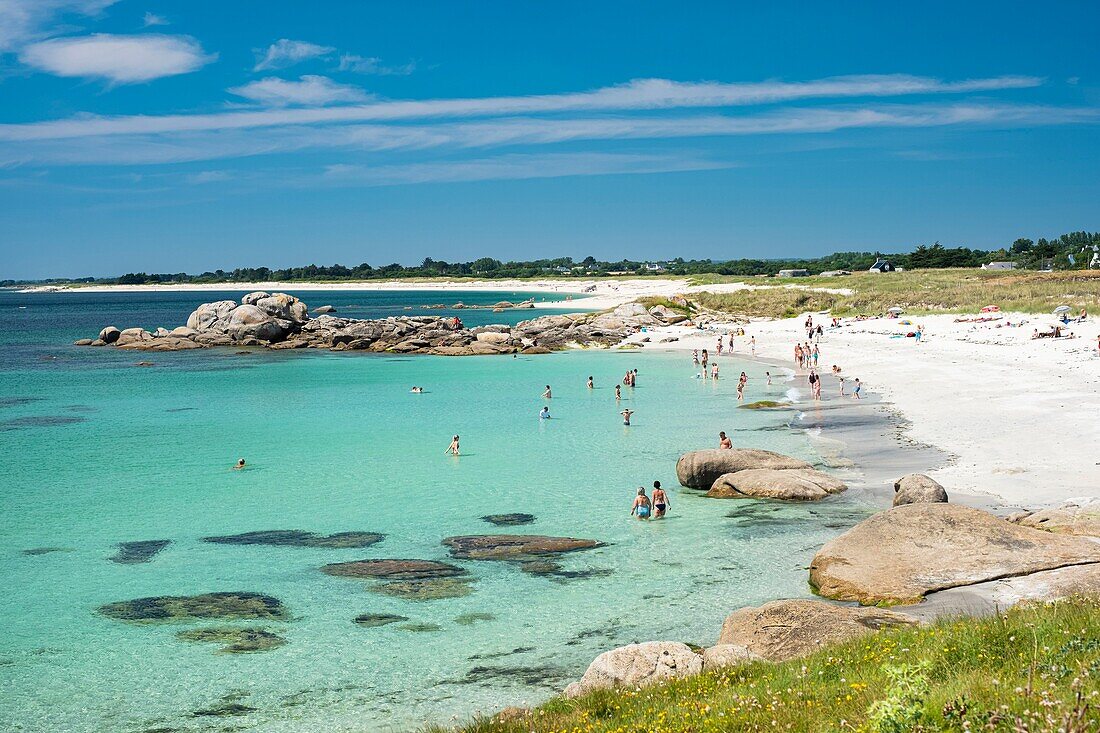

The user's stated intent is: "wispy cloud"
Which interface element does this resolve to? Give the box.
[229,75,370,106]
[186,170,230,184]
[141,11,167,27]
[253,38,333,71]
[7,103,1096,167]
[0,0,118,51]
[0,75,1044,141]
[19,33,215,83]
[338,54,416,76]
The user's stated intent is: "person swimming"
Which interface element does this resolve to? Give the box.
[410,386,423,393]
[719,431,732,449]
[652,481,669,518]
[620,408,634,425]
[539,406,551,419]
[445,435,460,455]
[631,487,651,520]
[587,376,594,389]
[233,458,246,470]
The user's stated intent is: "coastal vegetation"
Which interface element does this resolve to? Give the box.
[691,269,1100,317]
[4,232,1097,287]
[440,597,1100,733]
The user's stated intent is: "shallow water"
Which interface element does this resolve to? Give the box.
[0,289,887,732]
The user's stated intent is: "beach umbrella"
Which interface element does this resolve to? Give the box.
[1053,305,1072,314]
[887,306,904,314]
[980,305,1000,313]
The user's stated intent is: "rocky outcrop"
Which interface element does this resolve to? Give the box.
[98,591,287,621]
[717,599,917,662]
[676,449,812,489]
[321,559,466,579]
[809,504,1100,605]
[701,644,765,670]
[563,642,703,697]
[1007,498,1100,537]
[203,530,384,548]
[707,468,847,501]
[893,474,948,506]
[443,535,604,560]
[82,293,687,355]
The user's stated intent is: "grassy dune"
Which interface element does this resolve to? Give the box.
[690,269,1100,318]
[439,598,1100,733]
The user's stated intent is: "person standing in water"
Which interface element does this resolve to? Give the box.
[652,481,670,518]
[620,408,634,425]
[542,385,552,399]
[719,431,733,449]
[614,384,621,401]
[539,406,551,419]
[631,487,651,520]
[233,458,246,470]
[586,376,594,389]
[445,435,460,455]
[765,371,772,385]
[716,337,723,356]
[711,362,719,380]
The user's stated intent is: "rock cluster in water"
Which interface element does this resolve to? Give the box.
[675,448,848,501]
[79,294,687,354]
[99,591,288,622]
[202,530,384,549]
[177,626,286,653]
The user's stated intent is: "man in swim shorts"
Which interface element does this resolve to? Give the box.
[620,408,634,425]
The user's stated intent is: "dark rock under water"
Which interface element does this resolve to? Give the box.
[99,592,288,622]
[177,626,286,653]
[203,530,384,549]
[110,540,170,564]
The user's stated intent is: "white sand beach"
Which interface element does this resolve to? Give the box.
[28,278,1100,508]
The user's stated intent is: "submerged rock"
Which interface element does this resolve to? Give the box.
[99,592,288,622]
[564,642,703,697]
[810,503,1100,605]
[676,448,812,489]
[455,612,496,625]
[707,468,847,501]
[443,535,604,560]
[738,400,790,410]
[371,578,474,600]
[191,700,257,718]
[203,530,384,549]
[353,613,408,627]
[481,513,536,526]
[110,540,171,564]
[177,626,286,653]
[398,622,443,632]
[717,599,917,662]
[22,547,71,556]
[892,473,948,506]
[0,415,86,432]
[321,558,466,580]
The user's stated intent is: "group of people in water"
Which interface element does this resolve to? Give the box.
[631,481,670,520]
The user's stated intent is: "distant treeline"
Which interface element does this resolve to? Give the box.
[5,231,1098,286]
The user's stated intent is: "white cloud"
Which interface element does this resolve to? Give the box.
[19,33,214,83]
[0,74,1044,141]
[253,38,333,71]
[338,53,415,76]
[186,170,229,183]
[228,75,370,106]
[142,11,167,27]
[0,0,118,51]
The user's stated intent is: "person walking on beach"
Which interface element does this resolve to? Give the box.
[728,333,735,352]
[852,378,862,400]
[620,408,634,425]
[812,344,820,367]
[615,384,621,401]
[794,344,803,369]
[716,337,723,356]
[587,376,594,389]
[719,431,733,449]
[750,336,756,356]
[652,481,670,519]
[446,435,461,455]
[631,487,651,520]
[542,385,552,399]
[809,371,821,400]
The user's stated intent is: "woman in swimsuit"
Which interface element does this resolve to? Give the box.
[651,481,670,519]
[587,376,594,389]
[446,435,460,455]
[631,487,651,520]
[614,384,621,400]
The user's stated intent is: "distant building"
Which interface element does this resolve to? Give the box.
[777,268,810,277]
[819,270,852,277]
[868,259,896,273]
[644,262,667,273]
[981,262,1017,270]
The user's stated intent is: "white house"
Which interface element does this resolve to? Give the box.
[981,262,1017,270]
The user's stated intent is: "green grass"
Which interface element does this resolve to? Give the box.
[689,269,1100,318]
[436,598,1100,733]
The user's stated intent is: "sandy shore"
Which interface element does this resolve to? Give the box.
[26,277,1099,508]
[621,313,1100,510]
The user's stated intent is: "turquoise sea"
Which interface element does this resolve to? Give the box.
[0,288,886,732]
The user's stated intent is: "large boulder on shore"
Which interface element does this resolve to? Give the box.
[226,304,292,342]
[115,327,153,347]
[1008,498,1100,537]
[809,503,1100,605]
[717,599,917,662]
[98,326,121,344]
[563,642,702,697]
[676,449,812,489]
[701,644,765,670]
[707,468,847,501]
[893,474,948,506]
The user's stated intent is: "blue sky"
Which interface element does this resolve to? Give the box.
[1,1,1098,278]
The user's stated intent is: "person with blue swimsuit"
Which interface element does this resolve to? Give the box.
[631,487,651,520]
